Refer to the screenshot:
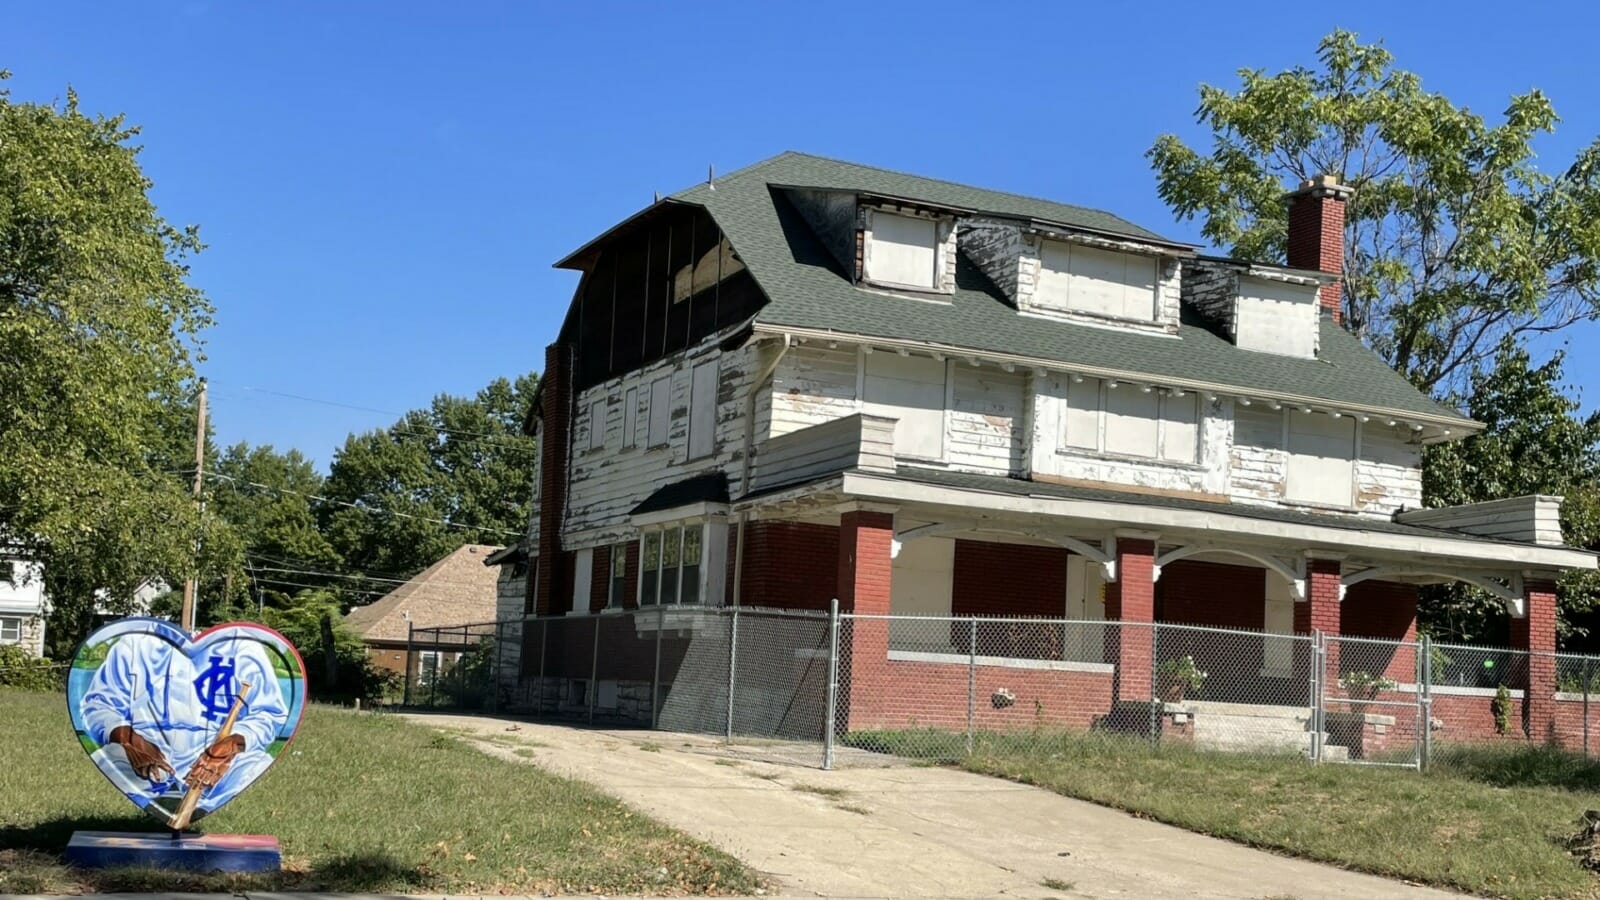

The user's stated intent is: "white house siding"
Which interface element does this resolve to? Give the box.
[1228,403,1421,518]
[0,559,48,657]
[947,363,1025,476]
[1029,375,1229,494]
[769,344,859,438]
[561,335,757,549]
[1355,426,1423,515]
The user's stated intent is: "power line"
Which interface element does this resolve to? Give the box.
[212,383,537,448]
[205,471,525,537]
[244,551,511,592]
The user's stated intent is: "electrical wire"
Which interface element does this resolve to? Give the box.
[204,471,525,537]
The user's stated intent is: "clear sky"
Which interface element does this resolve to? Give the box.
[7,0,1598,465]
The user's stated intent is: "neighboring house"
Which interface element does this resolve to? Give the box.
[0,551,48,657]
[513,152,1596,739]
[345,544,502,682]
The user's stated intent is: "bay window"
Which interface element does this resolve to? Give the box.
[638,523,708,606]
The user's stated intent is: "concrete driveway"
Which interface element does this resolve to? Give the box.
[411,713,1461,900]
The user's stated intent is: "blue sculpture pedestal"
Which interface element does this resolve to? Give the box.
[66,831,281,873]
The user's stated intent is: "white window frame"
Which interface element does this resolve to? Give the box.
[609,542,628,608]
[1060,378,1200,466]
[416,650,442,686]
[0,616,20,644]
[636,522,707,607]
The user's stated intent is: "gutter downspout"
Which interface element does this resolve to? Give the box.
[732,334,793,608]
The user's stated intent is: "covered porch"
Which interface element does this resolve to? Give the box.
[735,461,1592,747]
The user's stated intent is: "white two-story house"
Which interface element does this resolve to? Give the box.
[507,153,1594,741]
[1,549,48,657]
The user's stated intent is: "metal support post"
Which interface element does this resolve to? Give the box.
[966,618,976,757]
[588,615,600,726]
[1309,631,1323,765]
[490,622,505,714]
[403,621,415,707]
[651,604,665,729]
[1585,657,1592,758]
[1149,624,1160,748]
[725,607,739,740]
[1417,634,1431,770]
[823,598,840,771]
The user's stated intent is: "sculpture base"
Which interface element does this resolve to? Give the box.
[66,831,281,873]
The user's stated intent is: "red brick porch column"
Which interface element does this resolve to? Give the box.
[1513,579,1559,742]
[1295,557,1342,691]
[837,507,894,730]
[1105,535,1156,702]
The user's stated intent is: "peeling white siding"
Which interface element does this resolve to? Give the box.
[769,344,859,438]
[1355,425,1423,515]
[947,363,1025,476]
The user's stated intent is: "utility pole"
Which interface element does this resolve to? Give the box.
[180,378,207,632]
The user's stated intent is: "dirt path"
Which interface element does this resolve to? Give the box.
[412,713,1462,900]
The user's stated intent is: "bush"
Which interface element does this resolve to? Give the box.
[0,645,64,691]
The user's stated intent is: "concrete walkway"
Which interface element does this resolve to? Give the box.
[411,713,1463,900]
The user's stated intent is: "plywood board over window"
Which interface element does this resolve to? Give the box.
[889,537,954,650]
[1286,412,1356,507]
[1036,240,1158,322]
[688,360,718,459]
[647,376,671,448]
[864,353,946,460]
[866,212,937,289]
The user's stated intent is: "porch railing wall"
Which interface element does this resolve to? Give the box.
[406,608,1599,771]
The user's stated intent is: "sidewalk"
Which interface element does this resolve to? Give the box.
[413,713,1465,900]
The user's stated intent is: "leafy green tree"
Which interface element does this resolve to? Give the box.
[210,442,341,601]
[321,373,537,580]
[1422,344,1600,643]
[0,72,215,646]
[1148,30,1600,393]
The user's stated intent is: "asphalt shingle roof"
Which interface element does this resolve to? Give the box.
[671,152,1471,427]
[343,544,503,643]
[632,472,730,516]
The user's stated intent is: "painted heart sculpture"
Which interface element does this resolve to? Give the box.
[67,618,307,830]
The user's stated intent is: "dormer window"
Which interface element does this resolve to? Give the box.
[1036,239,1158,322]
[863,209,950,292]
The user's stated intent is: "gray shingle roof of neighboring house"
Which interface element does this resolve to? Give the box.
[669,152,1473,428]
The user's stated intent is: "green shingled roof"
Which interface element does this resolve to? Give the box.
[670,152,1472,428]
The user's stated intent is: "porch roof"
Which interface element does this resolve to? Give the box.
[747,466,1596,573]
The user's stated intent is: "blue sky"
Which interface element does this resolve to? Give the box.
[7,1,1598,465]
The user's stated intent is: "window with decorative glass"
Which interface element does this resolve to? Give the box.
[638,524,706,606]
[610,542,627,607]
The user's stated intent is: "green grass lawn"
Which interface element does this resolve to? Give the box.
[852,729,1600,900]
[0,689,760,894]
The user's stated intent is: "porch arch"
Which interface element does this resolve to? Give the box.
[893,522,1116,580]
[1340,567,1525,617]
[1152,545,1305,600]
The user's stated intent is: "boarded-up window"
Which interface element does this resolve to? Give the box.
[647,376,671,448]
[588,399,605,451]
[571,548,593,613]
[1159,393,1199,464]
[888,537,955,651]
[1036,240,1158,321]
[688,360,717,459]
[866,212,937,289]
[622,387,638,448]
[1063,377,1101,450]
[864,353,946,459]
[1286,412,1355,507]
[1104,386,1160,457]
[1234,403,1283,450]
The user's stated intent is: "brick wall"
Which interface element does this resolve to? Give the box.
[950,539,1068,617]
[591,546,612,611]
[1108,538,1155,701]
[1158,560,1265,629]
[740,521,839,610]
[535,343,574,616]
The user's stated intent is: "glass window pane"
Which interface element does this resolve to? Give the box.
[681,565,700,605]
[643,533,660,570]
[683,526,702,565]
[660,566,679,605]
[662,528,681,568]
[613,543,626,577]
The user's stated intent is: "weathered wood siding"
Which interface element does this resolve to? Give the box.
[751,413,896,492]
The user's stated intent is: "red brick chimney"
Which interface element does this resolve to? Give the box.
[534,341,573,617]
[1286,174,1354,323]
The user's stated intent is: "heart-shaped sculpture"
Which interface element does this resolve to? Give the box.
[67,618,307,830]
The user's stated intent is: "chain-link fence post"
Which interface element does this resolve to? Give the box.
[490,621,505,714]
[588,614,600,726]
[726,606,739,740]
[1417,633,1431,771]
[966,617,976,757]
[1149,622,1160,749]
[1585,656,1592,758]
[824,598,839,771]
[403,621,414,706]
[651,604,664,729]
[1309,631,1323,765]
[427,630,440,708]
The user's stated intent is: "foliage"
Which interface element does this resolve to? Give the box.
[0,646,62,691]
[1338,670,1399,698]
[1422,343,1600,642]
[0,72,218,644]
[1493,684,1514,735]
[321,373,538,580]
[1148,30,1600,394]
[1156,655,1208,692]
[212,442,341,597]
[227,589,383,703]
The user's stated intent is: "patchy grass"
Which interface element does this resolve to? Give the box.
[713,758,742,767]
[0,689,759,894]
[850,728,1600,900]
[835,803,870,816]
[637,741,663,753]
[1040,876,1075,892]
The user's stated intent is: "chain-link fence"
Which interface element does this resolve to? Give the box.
[408,607,1600,771]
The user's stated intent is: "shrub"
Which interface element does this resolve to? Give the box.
[0,645,64,691]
